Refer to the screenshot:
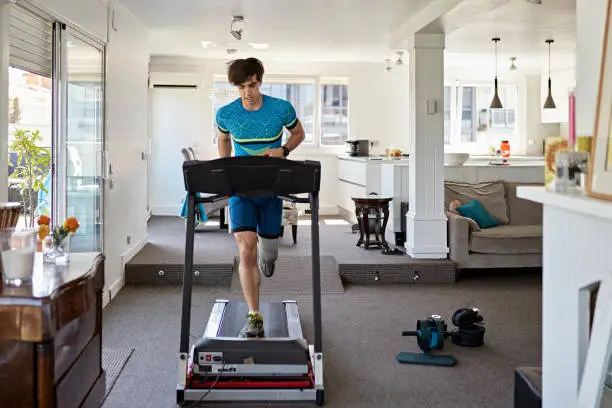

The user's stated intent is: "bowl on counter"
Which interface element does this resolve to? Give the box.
[444,153,470,166]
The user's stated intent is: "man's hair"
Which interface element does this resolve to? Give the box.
[227,58,264,86]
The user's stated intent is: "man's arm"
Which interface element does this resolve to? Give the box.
[218,130,232,158]
[262,120,305,157]
[284,120,305,152]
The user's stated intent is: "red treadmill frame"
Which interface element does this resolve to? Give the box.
[186,362,315,390]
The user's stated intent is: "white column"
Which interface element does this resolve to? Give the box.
[0,2,10,202]
[404,33,448,259]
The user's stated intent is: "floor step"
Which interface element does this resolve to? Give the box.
[125,262,234,286]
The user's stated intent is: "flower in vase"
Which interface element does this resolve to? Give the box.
[38,224,50,240]
[36,216,80,247]
[37,215,50,226]
[64,217,79,234]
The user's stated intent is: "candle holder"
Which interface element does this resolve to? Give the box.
[554,150,589,194]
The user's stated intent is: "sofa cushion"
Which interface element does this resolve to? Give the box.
[470,225,542,255]
[445,180,509,225]
[456,200,500,229]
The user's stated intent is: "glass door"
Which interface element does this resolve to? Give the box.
[57,28,105,252]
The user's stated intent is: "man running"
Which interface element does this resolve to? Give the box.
[216,57,305,338]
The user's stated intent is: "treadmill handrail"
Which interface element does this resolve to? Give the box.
[192,193,309,204]
[183,157,321,198]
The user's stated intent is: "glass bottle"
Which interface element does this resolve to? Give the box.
[500,140,511,163]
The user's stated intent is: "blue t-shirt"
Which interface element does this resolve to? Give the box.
[216,94,298,156]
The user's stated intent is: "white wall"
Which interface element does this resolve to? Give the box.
[103,1,149,300]
[0,4,9,202]
[148,56,410,215]
[576,0,608,137]
[2,0,150,302]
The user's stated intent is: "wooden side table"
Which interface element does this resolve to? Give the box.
[351,195,393,250]
[0,252,106,408]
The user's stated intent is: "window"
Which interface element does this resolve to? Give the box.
[212,78,349,147]
[444,86,451,144]
[261,82,314,143]
[444,83,518,151]
[459,86,475,142]
[7,66,52,228]
[320,84,348,146]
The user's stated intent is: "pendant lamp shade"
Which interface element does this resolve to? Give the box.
[490,37,503,109]
[543,39,556,109]
[491,78,503,109]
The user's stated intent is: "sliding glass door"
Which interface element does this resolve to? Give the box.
[7,3,106,252]
[57,28,105,252]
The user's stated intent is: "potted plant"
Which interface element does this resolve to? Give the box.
[9,129,50,227]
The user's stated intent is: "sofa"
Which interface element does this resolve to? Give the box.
[445,180,543,270]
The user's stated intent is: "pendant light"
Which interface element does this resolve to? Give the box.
[543,39,556,109]
[490,37,503,109]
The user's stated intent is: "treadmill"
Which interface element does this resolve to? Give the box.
[177,156,324,406]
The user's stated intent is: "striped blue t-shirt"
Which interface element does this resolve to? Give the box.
[216,94,298,156]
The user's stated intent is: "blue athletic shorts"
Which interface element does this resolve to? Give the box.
[229,196,283,238]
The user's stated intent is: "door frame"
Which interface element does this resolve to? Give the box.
[15,0,108,252]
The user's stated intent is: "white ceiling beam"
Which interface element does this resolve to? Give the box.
[390,0,512,49]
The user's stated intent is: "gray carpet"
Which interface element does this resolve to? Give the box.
[231,256,344,295]
[101,347,134,404]
[101,270,542,408]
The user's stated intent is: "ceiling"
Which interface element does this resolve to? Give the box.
[119,0,429,62]
[120,0,577,71]
[445,0,576,71]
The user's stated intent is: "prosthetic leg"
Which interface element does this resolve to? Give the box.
[258,236,279,278]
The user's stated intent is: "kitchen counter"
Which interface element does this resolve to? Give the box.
[338,154,544,167]
[337,155,409,163]
[336,154,545,226]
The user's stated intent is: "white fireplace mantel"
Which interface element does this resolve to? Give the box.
[517,186,612,408]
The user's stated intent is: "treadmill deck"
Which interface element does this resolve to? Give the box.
[190,300,310,380]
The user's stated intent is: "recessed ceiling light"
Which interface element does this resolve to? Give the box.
[248,43,269,50]
[201,41,216,48]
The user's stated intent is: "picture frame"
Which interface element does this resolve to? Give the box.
[589,0,612,201]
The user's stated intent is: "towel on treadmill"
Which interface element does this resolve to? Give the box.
[180,193,208,223]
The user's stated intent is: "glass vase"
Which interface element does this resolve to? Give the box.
[42,235,71,264]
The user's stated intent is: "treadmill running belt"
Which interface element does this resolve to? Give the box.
[218,301,289,338]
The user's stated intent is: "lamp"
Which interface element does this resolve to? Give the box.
[490,37,503,109]
[543,39,556,109]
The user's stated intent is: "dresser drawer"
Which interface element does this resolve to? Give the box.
[56,334,102,408]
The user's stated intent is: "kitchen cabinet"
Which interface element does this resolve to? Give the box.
[337,156,385,220]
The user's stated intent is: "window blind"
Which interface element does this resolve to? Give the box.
[8,4,54,78]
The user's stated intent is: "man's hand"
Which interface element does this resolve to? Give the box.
[261,147,285,157]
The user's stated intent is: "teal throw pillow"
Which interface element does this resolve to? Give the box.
[456,200,500,229]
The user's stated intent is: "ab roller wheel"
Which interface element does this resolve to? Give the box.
[401,308,486,354]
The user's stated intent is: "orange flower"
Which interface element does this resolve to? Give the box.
[63,217,79,233]
[37,215,51,226]
[38,224,50,240]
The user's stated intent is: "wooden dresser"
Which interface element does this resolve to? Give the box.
[0,252,106,408]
